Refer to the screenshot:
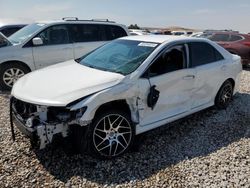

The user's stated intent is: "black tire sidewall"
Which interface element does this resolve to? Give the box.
[0,62,29,90]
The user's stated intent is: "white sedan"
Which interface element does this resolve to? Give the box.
[10,35,242,158]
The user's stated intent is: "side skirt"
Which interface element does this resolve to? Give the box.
[135,102,214,135]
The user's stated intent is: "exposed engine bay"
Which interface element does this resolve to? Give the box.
[10,97,87,149]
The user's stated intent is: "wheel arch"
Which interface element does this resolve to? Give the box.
[217,78,235,96]
[94,99,134,123]
[215,78,235,100]
[0,60,32,72]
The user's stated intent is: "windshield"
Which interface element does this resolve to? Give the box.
[8,23,46,44]
[79,39,159,75]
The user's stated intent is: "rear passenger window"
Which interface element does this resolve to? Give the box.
[69,24,105,42]
[188,42,224,67]
[229,35,243,42]
[105,25,127,40]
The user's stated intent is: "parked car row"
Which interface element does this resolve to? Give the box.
[171,31,193,36]
[207,32,250,67]
[192,31,250,68]
[129,29,150,36]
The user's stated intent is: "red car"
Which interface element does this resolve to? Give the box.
[208,32,250,67]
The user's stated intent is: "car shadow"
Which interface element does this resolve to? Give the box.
[32,92,250,185]
[0,90,10,99]
[243,67,250,71]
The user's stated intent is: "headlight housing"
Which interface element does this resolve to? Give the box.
[47,106,87,123]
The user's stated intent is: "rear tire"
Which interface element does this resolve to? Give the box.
[0,62,30,90]
[215,80,233,109]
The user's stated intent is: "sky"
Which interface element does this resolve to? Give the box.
[0,0,250,33]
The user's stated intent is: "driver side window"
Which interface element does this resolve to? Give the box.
[36,25,70,45]
[147,44,187,77]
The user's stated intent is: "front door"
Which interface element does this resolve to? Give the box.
[32,25,74,68]
[138,44,196,127]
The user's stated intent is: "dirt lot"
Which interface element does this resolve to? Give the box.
[0,70,249,187]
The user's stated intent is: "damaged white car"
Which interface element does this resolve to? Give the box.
[10,35,242,158]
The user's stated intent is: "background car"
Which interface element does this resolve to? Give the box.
[129,29,150,35]
[207,32,250,67]
[0,24,27,37]
[171,31,187,36]
[0,18,129,90]
[190,32,205,38]
[0,33,11,47]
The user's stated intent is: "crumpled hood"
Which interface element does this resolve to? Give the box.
[12,60,125,106]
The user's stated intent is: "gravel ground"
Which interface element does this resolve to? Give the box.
[0,70,249,187]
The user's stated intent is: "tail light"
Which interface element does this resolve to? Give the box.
[242,42,250,47]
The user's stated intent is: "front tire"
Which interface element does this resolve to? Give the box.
[215,80,233,109]
[0,62,30,90]
[86,110,134,159]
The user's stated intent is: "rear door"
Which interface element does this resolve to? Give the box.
[188,42,226,109]
[32,24,74,68]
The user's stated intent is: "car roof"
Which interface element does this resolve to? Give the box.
[121,35,203,44]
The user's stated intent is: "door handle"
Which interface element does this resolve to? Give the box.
[183,75,195,80]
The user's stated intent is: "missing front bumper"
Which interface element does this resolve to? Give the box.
[12,113,36,139]
[11,112,69,149]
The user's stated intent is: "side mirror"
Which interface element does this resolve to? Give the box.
[32,37,43,46]
[147,85,160,110]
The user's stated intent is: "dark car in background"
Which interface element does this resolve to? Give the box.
[0,24,27,37]
[208,32,250,67]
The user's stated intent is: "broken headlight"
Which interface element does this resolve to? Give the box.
[47,106,87,123]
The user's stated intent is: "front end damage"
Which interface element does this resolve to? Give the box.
[10,97,87,149]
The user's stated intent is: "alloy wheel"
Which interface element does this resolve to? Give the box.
[93,114,132,157]
[219,83,233,106]
[3,68,25,87]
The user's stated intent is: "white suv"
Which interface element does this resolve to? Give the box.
[10,35,242,158]
[0,18,129,90]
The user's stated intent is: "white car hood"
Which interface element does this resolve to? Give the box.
[12,60,125,106]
